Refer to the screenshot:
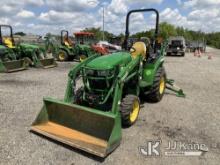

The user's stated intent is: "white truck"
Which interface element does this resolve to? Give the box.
[167,36,186,56]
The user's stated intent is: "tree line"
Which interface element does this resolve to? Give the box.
[83,23,220,49]
[14,22,220,49]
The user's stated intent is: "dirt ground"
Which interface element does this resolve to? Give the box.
[0,47,220,165]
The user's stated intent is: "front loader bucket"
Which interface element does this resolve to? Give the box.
[40,58,57,69]
[31,98,121,157]
[0,59,27,73]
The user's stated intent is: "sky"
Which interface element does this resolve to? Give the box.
[0,0,220,35]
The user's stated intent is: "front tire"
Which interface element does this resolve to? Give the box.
[146,67,166,102]
[120,95,140,127]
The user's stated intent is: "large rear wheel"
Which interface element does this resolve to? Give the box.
[146,66,166,102]
[57,50,68,61]
[120,95,140,127]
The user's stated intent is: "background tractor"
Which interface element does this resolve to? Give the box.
[18,43,57,68]
[57,30,108,61]
[31,8,185,158]
[0,25,28,72]
[57,30,93,61]
[0,25,57,70]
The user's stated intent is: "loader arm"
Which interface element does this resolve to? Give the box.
[64,54,99,103]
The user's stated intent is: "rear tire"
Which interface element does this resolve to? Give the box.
[146,67,166,102]
[74,54,88,62]
[120,95,140,127]
[57,50,68,61]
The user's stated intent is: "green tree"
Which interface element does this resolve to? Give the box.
[14,32,26,36]
[159,22,177,39]
[81,23,220,49]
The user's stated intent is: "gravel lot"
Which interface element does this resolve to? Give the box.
[0,47,220,165]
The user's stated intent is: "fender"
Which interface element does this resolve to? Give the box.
[141,56,164,87]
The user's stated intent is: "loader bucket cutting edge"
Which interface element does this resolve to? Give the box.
[0,59,27,73]
[40,58,57,69]
[31,98,121,157]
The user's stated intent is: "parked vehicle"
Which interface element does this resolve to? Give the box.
[167,36,186,56]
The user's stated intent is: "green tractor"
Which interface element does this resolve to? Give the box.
[1,25,57,69]
[57,30,94,62]
[0,25,28,72]
[31,8,185,157]
[18,42,57,68]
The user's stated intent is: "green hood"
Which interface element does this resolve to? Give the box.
[77,44,91,50]
[20,43,39,49]
[86,52,132,70]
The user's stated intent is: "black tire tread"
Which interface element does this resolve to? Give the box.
[146,66,166,102]
[120,95,140,127]
[57,50,68,61]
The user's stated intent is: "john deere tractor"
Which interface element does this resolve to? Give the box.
[31,8,185,157]
[57,31,108,61]
[57,30,94,61]
[0,25,57,70]
[0,25,28,72]
[18,43,57,68]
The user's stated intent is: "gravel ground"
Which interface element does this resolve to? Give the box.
[0,47,220,165]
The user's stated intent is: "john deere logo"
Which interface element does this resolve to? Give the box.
[139,140,161,157]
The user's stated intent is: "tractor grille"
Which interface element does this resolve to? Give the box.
[88,79,113,90]
[83,68,116,91]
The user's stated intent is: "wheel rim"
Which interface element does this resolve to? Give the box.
[130,99,140,123]
[79,55,87,62]
[159,77,165,94]
[59,52,65,61]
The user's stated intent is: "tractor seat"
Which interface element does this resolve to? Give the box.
[3,38,15,48]
[64,37,73,47]
[130,42,147,59]
[64,40,71,47]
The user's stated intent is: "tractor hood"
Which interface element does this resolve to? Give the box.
[20,43,39,50]
[86,52,131,70]
[77,44,91,50]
